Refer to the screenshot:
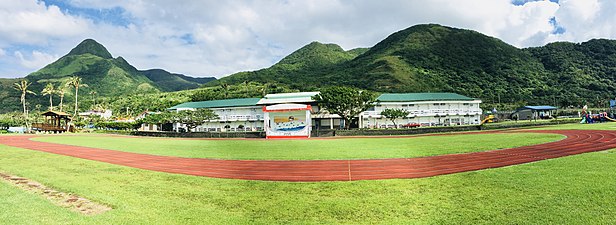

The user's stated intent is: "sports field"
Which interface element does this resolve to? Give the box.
[31,132,561,160]
[1,123,615,224]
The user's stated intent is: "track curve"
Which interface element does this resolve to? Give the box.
[1,129,615,182]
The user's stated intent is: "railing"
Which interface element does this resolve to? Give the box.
[32,123,68,131]
[363,109,482,117]
[217,115,262,121]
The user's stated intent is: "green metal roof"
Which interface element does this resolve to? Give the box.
[169,98,261,110]
[377,93,475,102]
[262,92,320,99]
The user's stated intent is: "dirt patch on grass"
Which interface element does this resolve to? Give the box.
[0,172,111,215]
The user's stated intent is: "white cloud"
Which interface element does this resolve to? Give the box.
[545,0,616,43]
[14,50,59,69]
[0,48,5,57]
[1,0,616,79]
[0,0,90,46]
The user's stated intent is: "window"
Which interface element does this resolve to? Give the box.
[409,104,415,107]
[440,103,446,105]
[463,103,469,105]
[366,107,375,111]
[433,103,440,106]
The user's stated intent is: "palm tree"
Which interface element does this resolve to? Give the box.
[65,76,88,117]
[57,87,66,112]
[41,83,56,111]
[13,80,35,117]
[89,90,97,105]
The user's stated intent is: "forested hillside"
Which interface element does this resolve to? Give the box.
[216,24,616,108]
[5,24,616,115]
[0,39,216,113]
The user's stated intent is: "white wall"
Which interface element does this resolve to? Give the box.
[361,100,482,128]
[175,100,482,131]
[178,106,265,132]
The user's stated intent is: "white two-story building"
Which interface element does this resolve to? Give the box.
[362,93,482,128]
[166,92,482,132]
[168,98,263,132]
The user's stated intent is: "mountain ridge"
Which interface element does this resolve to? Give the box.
[215,24,616,108]
[0,39,216,113]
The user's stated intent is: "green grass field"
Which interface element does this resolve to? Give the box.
[533,121,616,130]
[1,123,616,224]
[32,132,562,160]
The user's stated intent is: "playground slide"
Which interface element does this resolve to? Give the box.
[480,115,495,125]
[605,116,616,122]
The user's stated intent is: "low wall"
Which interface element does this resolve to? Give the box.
[133,131,266,138]
[331,126,481,137]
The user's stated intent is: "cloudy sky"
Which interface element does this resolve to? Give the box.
[0,0,614,78]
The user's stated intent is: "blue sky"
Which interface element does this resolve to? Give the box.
[0,0,614,79]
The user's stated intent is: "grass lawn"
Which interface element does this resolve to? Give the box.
[1,126,616,223]
[31,132,562,160]
[532,121,616,130]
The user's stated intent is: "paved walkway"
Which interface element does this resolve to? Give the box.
[1,130,615,182]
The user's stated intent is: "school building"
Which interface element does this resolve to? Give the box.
[166,92,482,133]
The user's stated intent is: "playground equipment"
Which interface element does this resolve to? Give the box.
[480,115,495,125]
[605,116,616,122]
[580,111,616,123]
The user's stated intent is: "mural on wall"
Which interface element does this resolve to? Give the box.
[263,104,312,138]
[271,111,307,131]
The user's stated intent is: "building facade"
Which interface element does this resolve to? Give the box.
[169,98,264,132]
[166,92,482,132]
[361,93,483,128]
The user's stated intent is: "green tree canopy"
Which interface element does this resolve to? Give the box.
[313,86,376,129]
[139,111,175,125]
[172,109,219,132]
[380,108,408,128]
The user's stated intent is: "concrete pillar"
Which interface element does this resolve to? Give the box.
[330,118,334,129]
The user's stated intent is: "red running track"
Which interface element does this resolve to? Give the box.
[1,130,615,182]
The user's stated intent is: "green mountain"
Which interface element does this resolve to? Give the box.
[526,39,616,106]
[0,39,216,113]
[66,39,113,59]
[28,40,158,97]
[142,69,215,92]
[210,42,368,89]
[0,78,19,113]
[214,24,616,108]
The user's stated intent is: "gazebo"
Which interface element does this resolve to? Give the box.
[32,111,73,133]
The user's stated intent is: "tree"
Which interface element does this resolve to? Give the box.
[41,83,57,111]
[57,86,67,112]
[380,108,408,128]
[13,80,35,118]
[220,83,229,98]
[313,86,376,129]
[138,111,174,130]
[66,76,88,117]
[172,109,219,132]
[90,91,97,105]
